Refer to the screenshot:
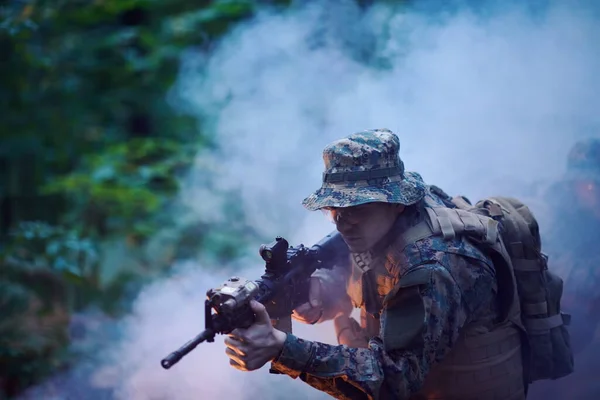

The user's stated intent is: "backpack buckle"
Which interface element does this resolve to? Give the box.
[539,252,549,270]
[482,200,505,219]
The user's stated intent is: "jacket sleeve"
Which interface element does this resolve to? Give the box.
[271,261,491,399]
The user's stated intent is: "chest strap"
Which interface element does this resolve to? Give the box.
[398,206,500,248]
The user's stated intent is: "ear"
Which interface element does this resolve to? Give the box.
[394,204,406,214]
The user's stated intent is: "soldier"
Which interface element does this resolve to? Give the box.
[527,137,600,400]
[223,129,527,399]
[540,138,600,352]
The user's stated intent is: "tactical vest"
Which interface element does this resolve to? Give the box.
[345,200,526,400]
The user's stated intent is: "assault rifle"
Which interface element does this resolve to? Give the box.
[160,230,349,370]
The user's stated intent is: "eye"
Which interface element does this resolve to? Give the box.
[351,208,366,218]
[352,204,373,215]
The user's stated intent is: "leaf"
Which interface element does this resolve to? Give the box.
[92,164,117,182]
[52,257,78,274]
[62,270,86,286]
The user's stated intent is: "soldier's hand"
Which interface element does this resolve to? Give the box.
[292,277,324,325]
[224,300,286,372]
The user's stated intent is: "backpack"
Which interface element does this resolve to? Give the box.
[450,195,575,383]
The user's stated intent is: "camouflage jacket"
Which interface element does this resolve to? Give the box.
[271,193,500,400]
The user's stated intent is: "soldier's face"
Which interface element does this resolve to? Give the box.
[574,180,600,218]
[325,202,404,252]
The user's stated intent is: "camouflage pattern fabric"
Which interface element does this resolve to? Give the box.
[302,129,426,211]
[309,186,451,323]
[272,192,500,399]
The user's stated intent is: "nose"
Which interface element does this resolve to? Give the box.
[335,218,356,235]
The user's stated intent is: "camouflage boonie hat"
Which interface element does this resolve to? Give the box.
[302,128,426,211]
[566,138,600,182]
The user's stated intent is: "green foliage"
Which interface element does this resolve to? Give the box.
[0,0,291,396]
[0,0,394,396]
[0,233,72,398]
[0,221,101,314]
[41,138,197,239]
[4,221,97,275]
[0,0,266,260]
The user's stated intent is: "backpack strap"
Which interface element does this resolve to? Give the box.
[398,206,499,247]
[400,204,521,327]
[425,206,499,245]
[479,198,543,273]
[399,221,435,245]
[480,198,571,330]
[451,195,473,210]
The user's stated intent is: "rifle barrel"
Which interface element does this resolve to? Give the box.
[161,328,215,369]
